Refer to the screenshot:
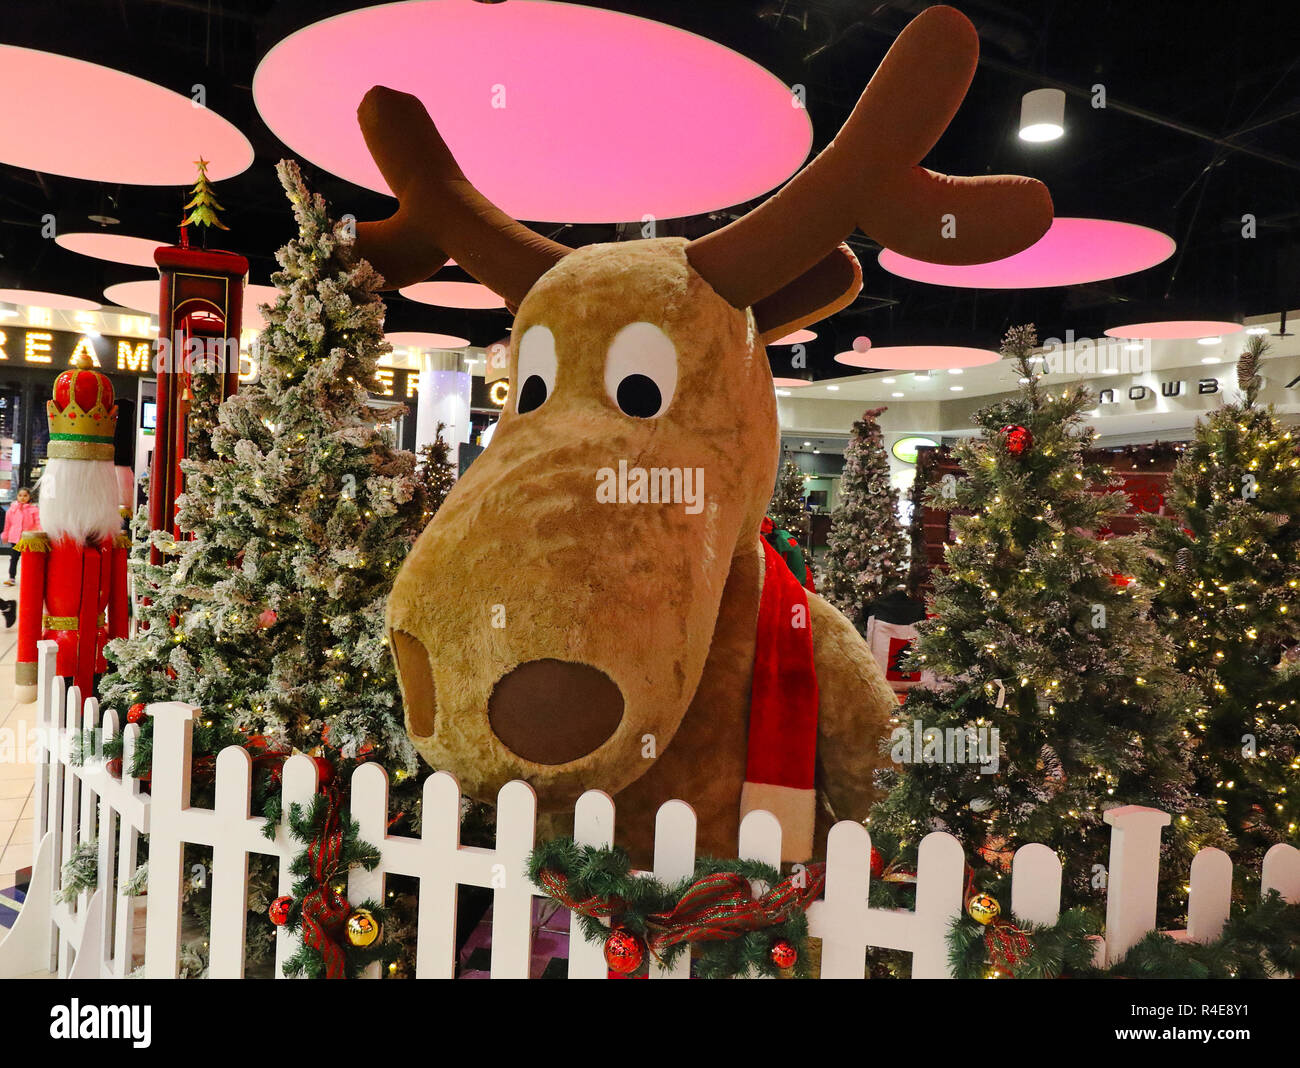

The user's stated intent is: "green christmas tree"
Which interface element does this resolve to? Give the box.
[104,157,426,782]
[768,456,807,532]
[416,425,457,523]
[820,406,909,630]
[182,157,229,231]
[872,325,1229,919]
[1144,334,1300,862]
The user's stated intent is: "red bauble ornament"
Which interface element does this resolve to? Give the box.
[257,609,278,629]
[999,424,1034,457]
[105,757,123,780]
[312,756,335,784]
[268,895,293,926]
[870,846,885,880]
[127,703,146,725]
[603,928,645,974]
[1110,573,1132,588]
[770,938,798,969]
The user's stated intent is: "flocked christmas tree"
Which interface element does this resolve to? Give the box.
[872,325,1230,919]
[820,406,909,630]
[103,159,424,777]
[768,456,807,533]
[1144,333,1300,862]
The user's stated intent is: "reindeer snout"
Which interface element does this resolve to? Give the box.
[488,659,624,764]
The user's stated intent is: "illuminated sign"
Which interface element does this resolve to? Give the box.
[488,379,510,407]
[0,327,153,374]
[892,435,938,464]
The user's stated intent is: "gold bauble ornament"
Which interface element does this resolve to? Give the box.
[345,908,382,948]
[967,893,1001,925]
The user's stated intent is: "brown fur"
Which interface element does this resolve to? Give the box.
[388,239,897,860]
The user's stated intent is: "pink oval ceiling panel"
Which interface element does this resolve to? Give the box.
[771,329,817,345]
[0,45,252,185]
[56,232,168,268]
[1104,320,1243,340]
[834,345,1001,370]
[878,218,1175,289]
[103,281,158,314]
[253,0,811,222]
[387,331,470,349]
[104,281,280,322]
[772,377,814,388]
[400,281,506,310]
[0,288,100,312]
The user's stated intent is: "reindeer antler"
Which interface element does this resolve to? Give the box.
[687,5,1053,313]
[354,86,571,303]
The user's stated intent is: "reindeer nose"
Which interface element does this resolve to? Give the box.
[488,659,624,764]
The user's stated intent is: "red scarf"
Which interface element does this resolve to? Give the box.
[741,537,819,861]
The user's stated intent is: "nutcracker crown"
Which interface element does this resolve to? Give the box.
[47,353,118,462]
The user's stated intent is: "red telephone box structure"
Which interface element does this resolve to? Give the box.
[150,237,248,559]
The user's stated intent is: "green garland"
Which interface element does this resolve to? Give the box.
[527,838,816,978]
[948,892,1300,979]
[278,792,390,979]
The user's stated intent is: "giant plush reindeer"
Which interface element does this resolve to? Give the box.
[354,6,1051,862]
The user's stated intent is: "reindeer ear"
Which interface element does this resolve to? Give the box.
[753,244,862,344]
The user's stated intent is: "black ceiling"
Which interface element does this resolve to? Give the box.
[2,0,1299,380]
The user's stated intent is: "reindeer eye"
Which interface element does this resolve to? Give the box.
[515,325,557,414]
[604,322,677,419]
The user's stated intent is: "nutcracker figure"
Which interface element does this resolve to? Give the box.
[14,354,130,702]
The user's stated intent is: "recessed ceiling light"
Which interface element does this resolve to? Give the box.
[881,377,896,384]
[1124,343,1143,352]
[1201,356,1220,365]
[1101,367,1119,374]
[802,441,811,447]
[1245,326,1270,335]
[813,448,820,454]
[825,384,839,391]
[891,391,904,397]
[775,389,792,397]
[1196,336,1220,345]
[949,385,964,391]
[948,368,964,375]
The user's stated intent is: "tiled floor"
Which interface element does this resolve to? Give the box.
[0,627,37,912]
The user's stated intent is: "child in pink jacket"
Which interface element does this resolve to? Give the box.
[3,487,40,586]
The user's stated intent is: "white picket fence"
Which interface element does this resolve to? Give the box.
[2,639,1299,979]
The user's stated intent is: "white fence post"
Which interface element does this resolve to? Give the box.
[347,762,390,980]
[566,790,616,979]
[1011,843,1063,927]
[649,799,696,980]
[273,754,319,978]
[413,770,461,979]
[488,780,537,979]
[1101,805,1171,964]
[811,820,871,978]
[142,702,198,978]
[911,831,966,978]
[1184,847,1233,943]
[1261,843,1300,903]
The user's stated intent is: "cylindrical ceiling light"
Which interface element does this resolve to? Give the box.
[1019,88,1065,143]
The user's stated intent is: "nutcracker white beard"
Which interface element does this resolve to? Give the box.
[38,458,123,545]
